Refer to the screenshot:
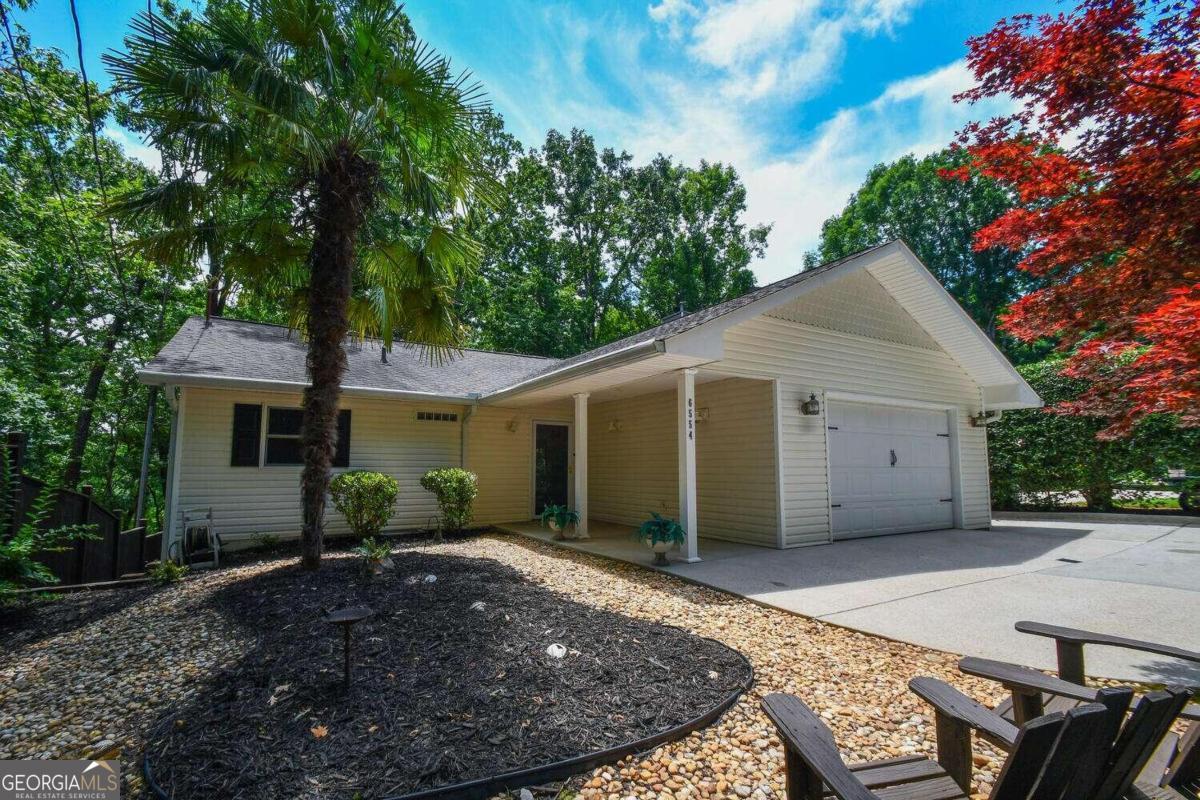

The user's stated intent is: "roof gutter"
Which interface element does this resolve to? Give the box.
[136,370,479,405]
[481,337,667,404]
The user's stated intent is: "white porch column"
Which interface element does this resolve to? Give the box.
[573,392,589,540]
[677,368,700,562]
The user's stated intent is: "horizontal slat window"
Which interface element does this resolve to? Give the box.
[230,404,262,467]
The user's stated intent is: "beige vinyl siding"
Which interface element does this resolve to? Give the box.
[585,378,779,547]
[466,402,571,524]
[175,387,466,540]
[715,315,989,547]
[588,390,679,526]
[694,378,778,547]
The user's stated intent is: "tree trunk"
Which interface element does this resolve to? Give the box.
[299,144,376,570]
[63,318,123,488]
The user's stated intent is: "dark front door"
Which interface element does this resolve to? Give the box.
[534,423,570,515]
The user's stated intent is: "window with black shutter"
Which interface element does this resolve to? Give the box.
[334,410,351,468]
[230,404,262,466]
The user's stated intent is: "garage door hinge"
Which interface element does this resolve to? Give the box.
[940,498,953,502]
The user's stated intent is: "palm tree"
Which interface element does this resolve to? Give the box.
[106,0,496,569]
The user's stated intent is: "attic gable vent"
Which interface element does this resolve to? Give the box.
[416,411,458,422]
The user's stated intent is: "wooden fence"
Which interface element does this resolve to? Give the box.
[4,432,158,586]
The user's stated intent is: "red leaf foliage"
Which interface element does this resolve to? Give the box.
[953,0,1200,436]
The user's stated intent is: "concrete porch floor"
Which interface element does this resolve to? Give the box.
[496,517,1200,683]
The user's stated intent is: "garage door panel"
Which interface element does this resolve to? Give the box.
[828,401,955,540]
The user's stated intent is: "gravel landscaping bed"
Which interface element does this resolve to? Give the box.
[141,551,750,799]
[1,532,1015,799]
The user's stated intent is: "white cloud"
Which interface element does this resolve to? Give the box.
[657,0,922,102]
[105,126,162,172]
[479,4,1012,283]
[740,61,1012,279]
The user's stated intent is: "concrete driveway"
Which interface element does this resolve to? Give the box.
[507,517,1200,682]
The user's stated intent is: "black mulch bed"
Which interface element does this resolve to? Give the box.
[144,551,751,799]
[0,584,158,649]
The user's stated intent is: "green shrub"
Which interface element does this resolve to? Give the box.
[420,468,478,534]
[146,559,188,586]
[330,471,399,539]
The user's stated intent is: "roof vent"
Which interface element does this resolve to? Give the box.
[660,302,688,324]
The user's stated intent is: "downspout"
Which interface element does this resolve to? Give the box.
[161,385,181,561]
[460,394,480,469]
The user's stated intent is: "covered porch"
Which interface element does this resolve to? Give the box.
[494,519,761,570]
[482,351,783,561]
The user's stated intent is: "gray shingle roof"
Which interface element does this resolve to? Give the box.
[142,317,559,397]
[142,243,892,397]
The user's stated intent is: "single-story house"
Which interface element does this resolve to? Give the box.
[139,240,1041,562]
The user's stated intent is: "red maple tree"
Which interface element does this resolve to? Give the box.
[951,0,1199,436]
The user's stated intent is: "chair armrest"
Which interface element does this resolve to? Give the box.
[910,676,1020,748]
[959,656,1105,704]
[761,693,878,800]
[1016,622,1200,664]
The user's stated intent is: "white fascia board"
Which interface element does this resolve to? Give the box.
[480,338,665,404]
[136,370,478,404]
[983,382,1043,410]
[890,240,1040,403]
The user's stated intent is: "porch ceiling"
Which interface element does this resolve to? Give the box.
[482,352,713,407]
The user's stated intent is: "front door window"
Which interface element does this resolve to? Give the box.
[534,423,569,515]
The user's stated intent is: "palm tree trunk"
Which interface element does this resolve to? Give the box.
[299,144,376,570]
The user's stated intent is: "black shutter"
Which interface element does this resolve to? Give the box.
[334,410,351,467]
[230,404,262,466]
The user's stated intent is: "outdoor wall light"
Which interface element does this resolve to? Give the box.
[608,419,623,432]
[696,407,710,422]
[800,393,821,416]
[969,410,1001,427]
[505,419,519,433]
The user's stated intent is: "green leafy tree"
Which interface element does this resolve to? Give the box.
[807,148,1041,359]
[988,359,1197,510]
[460,126,769,357]
[107,0,496,569]
[0,24,187,521]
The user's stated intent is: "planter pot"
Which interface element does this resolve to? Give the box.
[649,540,671,566]
[548,519,568,541]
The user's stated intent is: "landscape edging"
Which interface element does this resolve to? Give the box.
[142,635,753,800]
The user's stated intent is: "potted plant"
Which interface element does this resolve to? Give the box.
[635,513,686,566]
[352,537,393,576]
[539,504,580,540]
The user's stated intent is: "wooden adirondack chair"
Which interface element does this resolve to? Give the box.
[761,677,1126,800]
[957,620,1199,798]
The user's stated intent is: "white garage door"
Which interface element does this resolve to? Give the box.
[828,401,955,540]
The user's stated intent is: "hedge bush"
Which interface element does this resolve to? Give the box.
[329,471,399,539]
[420,468,478,533]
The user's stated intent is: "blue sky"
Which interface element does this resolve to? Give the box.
[16,0,1053,282]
